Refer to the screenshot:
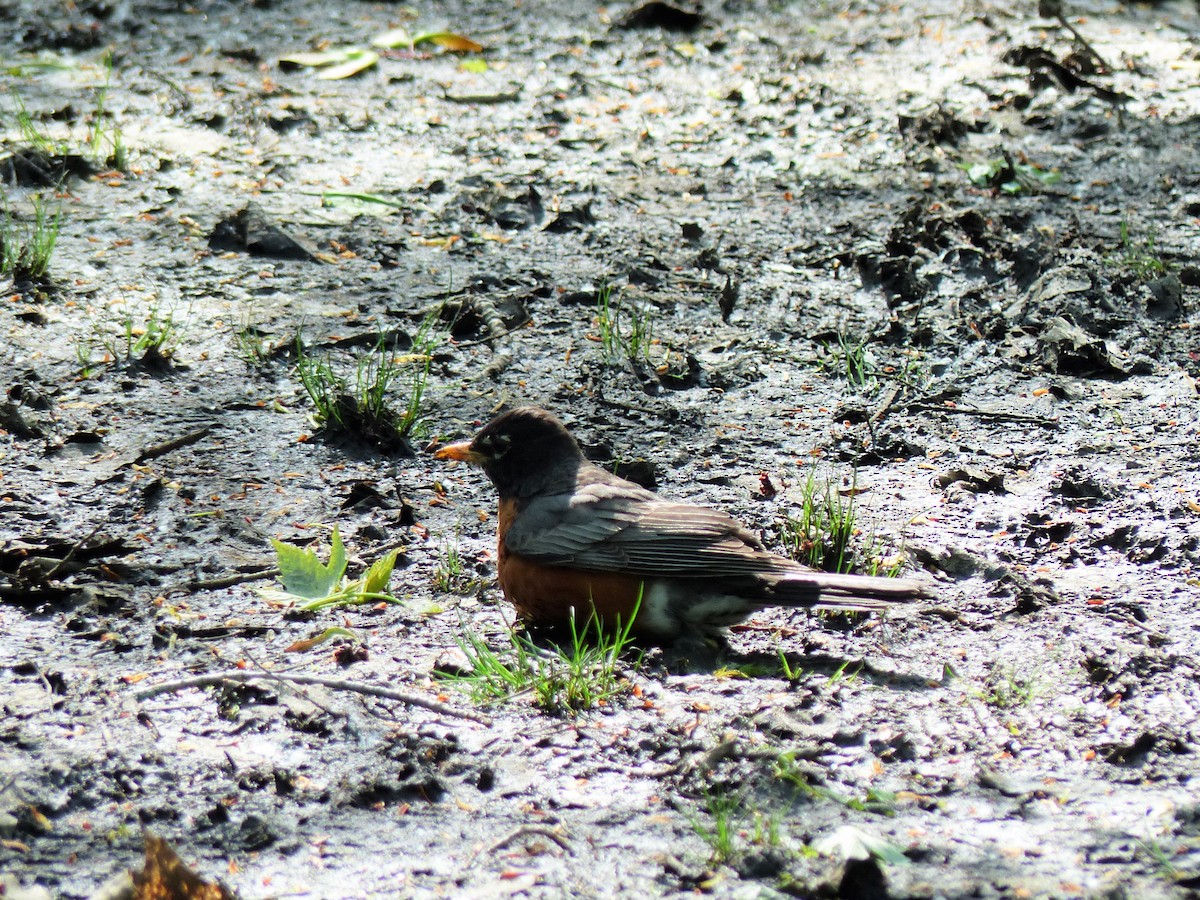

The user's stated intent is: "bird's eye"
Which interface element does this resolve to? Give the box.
[478,433,511,455]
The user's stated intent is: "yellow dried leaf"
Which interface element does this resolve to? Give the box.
[415,31,483,53]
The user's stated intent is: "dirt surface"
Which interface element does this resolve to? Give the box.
[3,0,1200,897]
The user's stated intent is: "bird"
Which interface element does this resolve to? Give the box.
[434,407,929,643]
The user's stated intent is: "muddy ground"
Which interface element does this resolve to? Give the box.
[2,0,1200,897]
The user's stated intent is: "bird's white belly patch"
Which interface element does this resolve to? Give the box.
[641,581,753,638]
[634,581,681,637]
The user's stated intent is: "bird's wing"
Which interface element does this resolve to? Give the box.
[503,480,796,577]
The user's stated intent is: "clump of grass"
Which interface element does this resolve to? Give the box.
[1110,219,1167,281]
[777,469,911,578]
[87,51,127,170]
[74,297,185,374]
[296,313,441,450]
[885,349,928,390]
[692,791,743,865]
[432,531,479,594]
[1135,838,1180,882]
[596,283,655,361]
[860,541,909,577]
[119,301,179,364]
[778,469,860,574]
[5,69,123,182]
[775,752,897,816]
[777,649,804,681]
[436,596,642,714]
[0,195,61,280]
[13,93,71,160]
[818,332,875,388]
[837,333,872,387]
[975,663,1040,710]
[597,283,620,357]
[233,323,274,368]
[825,659,862,688]
[690,788,787,867]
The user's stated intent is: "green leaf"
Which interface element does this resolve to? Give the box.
[1,54,77,76]
[271,527,348,599]
[328,527,347,579]
[1018,162,1060,185]
[460,58,488,74]
[363,550,399,596]
[280,46,380,78]
[320,191,405,208]
[961,160,1000,186]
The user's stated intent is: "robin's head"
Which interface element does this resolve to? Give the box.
[435,406,585,497]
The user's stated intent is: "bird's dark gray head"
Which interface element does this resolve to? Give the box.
[435,406,585,497]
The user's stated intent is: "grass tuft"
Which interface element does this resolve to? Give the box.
[0,194,61,280]
[778,469,859,573]
[432,531,481,594]
[75,297,184,372]
[596,282,655,361]
[1110,219,1167,281]
[436,594,643,714]
[775,751,897,816]
[87,51,127,170]
[296,312,441,449]
[689,787,788,867]
[975,663,1039,710]
[692,791,742,865]
[778,468,910,577]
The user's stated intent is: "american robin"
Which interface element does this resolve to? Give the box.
[435,407,928,642]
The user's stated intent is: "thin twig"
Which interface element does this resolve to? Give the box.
[483,825,572,859]
[443,89,522,104]
[1054,11,1110,74]
[869,381,903,426]
[43,523,104,581]
[134,425,212,463]
[451,318,530,350]
[187,568,279,591]
[903,400,1059,428]
[242,652,343,721]
[133,670,492,724]
[472,294,515,381]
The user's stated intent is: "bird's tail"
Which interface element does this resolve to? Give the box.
[765,571,930,612]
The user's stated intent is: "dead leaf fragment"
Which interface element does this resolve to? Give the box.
[279,46,379,80]
[279,49,348,68]
[372,28,484,53]
[131,833,235,900]
[317,49,379,80]
[419,32,484,53]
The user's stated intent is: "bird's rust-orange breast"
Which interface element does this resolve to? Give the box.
[496,497,648,626]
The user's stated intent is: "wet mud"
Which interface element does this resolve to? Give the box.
[2,1,1199,897]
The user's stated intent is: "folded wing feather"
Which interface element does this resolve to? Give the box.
[503,480,799,577]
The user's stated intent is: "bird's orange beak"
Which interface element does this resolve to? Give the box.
[434,441,486,465]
